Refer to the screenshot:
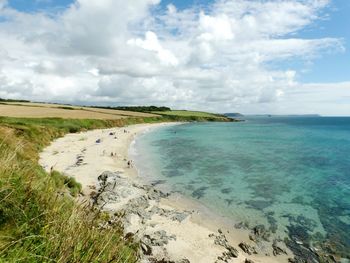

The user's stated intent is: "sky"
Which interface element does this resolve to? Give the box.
[0,0,349,115]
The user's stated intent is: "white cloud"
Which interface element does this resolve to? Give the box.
[127,31,179,66]
[0,0,348,115]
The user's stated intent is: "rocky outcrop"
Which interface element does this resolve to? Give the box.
[249,225,270,242]
[272,240,287,256]
[92,171,194,262]
[210,230,239,262]
[92,171,295,263]
[239,242,257,255]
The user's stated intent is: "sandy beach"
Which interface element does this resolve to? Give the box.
[40,123,293,263]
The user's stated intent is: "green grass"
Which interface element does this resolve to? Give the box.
[50,170,82,197]
[152,110,222,118]
[0,117,139,263]
[151,110,236,122]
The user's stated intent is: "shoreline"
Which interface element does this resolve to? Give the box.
[40,122,292,263]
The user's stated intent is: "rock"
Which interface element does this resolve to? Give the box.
[148,258,175,263]
[124,232,134,240]
[245,259,254,263]
[141,231,176,247]
[234,221,249,230]
[177,259,190,263]
[226,245,239,258]
[141,242,152,255]
[124,196,151,220]
[93,171,121,205]
[149,206,189,222]
[239,242,257,255]
[212,232,239,260]
[288,258,302,263]
[250,224,270,242]
[272,240,287,256]
[171,211,189,222]
[214,234,228,247]
[215,256,227,263]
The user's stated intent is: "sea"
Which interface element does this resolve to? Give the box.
[131,116,350,258]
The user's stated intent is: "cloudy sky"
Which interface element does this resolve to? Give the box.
[0,0,349,115]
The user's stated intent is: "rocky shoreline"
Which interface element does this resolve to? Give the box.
[91,170,296,263]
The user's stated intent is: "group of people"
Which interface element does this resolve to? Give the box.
[98,129,134,169]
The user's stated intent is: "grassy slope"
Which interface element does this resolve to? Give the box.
[152,110,234,122]
[0,113,233,262]
[0,117,148,263]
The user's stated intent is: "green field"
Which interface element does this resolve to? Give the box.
[153,110,226,118]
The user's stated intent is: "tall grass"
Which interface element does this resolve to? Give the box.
[0,118,139,262]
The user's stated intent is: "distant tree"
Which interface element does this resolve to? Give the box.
[0,98,30,103]
[91,105,171,112]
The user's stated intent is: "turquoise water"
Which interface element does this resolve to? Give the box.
[132,117,350,256]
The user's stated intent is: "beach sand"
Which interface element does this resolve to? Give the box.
[40,123,292,263]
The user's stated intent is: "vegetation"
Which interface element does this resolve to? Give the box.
[151,110,235,122]
[0,117,141,263]
[152,110,222,117]
[57,106,76,110]
[0,98,30,103]
[91,105,171,113]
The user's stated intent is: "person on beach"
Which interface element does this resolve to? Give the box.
[127,160,133,168]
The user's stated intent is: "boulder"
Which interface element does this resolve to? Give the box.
[239,242,257,255]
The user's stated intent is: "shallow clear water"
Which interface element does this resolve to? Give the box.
[132,117,350,255]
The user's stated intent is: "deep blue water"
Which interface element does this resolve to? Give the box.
[132,117,350,256]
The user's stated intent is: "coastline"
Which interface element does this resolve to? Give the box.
[40,123,292,263]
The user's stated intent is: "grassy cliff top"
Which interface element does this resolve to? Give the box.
[0,117,141,262]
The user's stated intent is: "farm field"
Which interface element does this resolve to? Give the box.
[0,102,158,119]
